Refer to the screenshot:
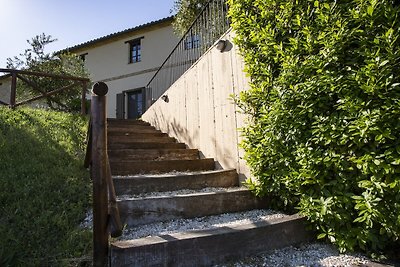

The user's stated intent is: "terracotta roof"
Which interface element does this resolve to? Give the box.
[61,16,174,53]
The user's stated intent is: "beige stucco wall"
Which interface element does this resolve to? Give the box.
[75,24,179,118]
[0,76,11,105]
[142,29,251,181]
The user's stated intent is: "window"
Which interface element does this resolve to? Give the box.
[126,37,143,64]
[184,35,200,50]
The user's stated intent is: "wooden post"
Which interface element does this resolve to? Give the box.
[81,81,87,115]
[91,82,109,267]
[106,158,123,238]
[10,72,17,109]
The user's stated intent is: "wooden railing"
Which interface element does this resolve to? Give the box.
[84,82,122,267]
[0,68,89,115]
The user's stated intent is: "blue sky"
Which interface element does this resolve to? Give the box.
[0,0,176,67]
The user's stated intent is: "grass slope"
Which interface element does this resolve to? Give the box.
[0,107,91,266]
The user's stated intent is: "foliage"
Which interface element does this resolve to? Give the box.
[228,0,400,254]
[0,107,91,266]
[171,0,209,35]
[7,33,90,112]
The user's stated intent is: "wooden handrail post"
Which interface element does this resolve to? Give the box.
[10,72,17,109]
[81,81,87,115]
[91,82,109,267]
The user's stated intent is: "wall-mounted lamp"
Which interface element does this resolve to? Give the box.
[161,95,169,103]
[216,39,227,52]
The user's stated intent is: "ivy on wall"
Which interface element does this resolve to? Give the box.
[228,0,400,254]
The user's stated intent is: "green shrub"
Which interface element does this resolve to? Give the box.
[0,107,91,266]
[228,0,400,254]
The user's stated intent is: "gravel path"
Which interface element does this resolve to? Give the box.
[117,186,248,200]
[81,209,385,266]
[214,242,373,267]
[118,209,286,240]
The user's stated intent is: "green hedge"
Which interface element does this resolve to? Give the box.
[0,107,91,266]
[228,0,400,254]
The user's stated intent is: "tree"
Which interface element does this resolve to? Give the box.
[7,33,90,112]
[171,0,209,35]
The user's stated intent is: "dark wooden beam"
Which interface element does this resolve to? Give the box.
[16,74,45,94]
[14,82,79,107]
[0,68,90,82]
[91,82,109,267]
[106,158,122,238]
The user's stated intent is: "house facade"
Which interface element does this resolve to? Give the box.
[65,16,179,119]
[0,75,11,104]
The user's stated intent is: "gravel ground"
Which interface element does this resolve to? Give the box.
[118,209,286,240]
[117,186,248,200]
[113,170,222,179]
[81,209,384,266]
[214,242,373,267]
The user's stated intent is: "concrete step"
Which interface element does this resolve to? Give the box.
[108,136,177,144]
[108,142,186,150]
[107,119,150,126]
[111,214,312,266]
[117,188,266,227]
[113,169,238,195]
[110,158,215,175]
[108,148,199,161]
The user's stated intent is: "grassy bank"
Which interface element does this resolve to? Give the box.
[0,107,91,266]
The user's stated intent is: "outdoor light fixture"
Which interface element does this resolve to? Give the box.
[161,95,169,103]
[216,39,227,52]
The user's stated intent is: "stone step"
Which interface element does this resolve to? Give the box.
[113,169,238,195]
[108,136,177,144]
[108,148,199,161]
[117,188,265,227]
[108,142,186,150]
[110,158,215,175]
[107,119,150,126]
[111,214,313,266]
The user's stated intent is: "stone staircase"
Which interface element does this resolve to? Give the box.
[107,119,312,266]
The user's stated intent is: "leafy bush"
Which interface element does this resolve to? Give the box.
[0,107,91,266]
[228,0,400,254]
[171,0,209,35]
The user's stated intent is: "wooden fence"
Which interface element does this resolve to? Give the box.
[0,68,90,114]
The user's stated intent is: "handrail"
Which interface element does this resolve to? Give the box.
[0,68,90,114]
[84,82,122,267]
[145,0,230,107]
[0,68,89,81]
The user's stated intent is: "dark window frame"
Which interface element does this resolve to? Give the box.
[123,87,145,119]
[125,37,144,64]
